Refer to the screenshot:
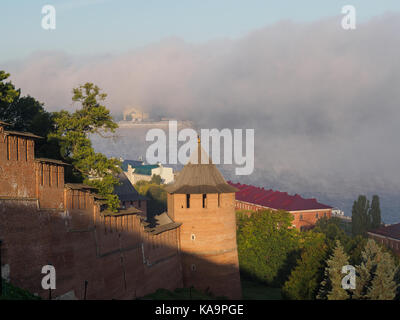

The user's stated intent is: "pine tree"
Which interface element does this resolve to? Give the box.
[368,195,381,230]
[353,239,381,299]
[366,251,398,300]
[353,239,398,300]
[317,240,350,300]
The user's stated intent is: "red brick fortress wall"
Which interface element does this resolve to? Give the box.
[0,132,36,198]
[0,123,183,300]
[0,198,183,300]
[35,162,65,209]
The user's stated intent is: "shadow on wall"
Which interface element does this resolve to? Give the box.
[0,201,241,300]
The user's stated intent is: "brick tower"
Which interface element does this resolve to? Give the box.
[165,137,242,299]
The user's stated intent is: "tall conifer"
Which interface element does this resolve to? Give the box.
[369,195,381,230]
[353,239,398,300]
[317,240,350,300]
[351,195,370,236]
[366,251,398,300]
[353,239,380,299]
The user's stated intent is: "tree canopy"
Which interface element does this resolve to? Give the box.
[1,71,122,212]
[236,210,301,286]
[0,71,59,158]
[49,83,121,211]
[317,240,350,300]
[351,195,382,237]
[354,239,398,300]
[282,232,327,300]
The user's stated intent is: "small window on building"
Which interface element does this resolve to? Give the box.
[300,214,303,221]
[191,234,196,241]
[316,213,319,219]
[202,194,207,208]
[218,193,221,207]
[324,212,327,217]
[186,194,190,208]
[191,264,196,271]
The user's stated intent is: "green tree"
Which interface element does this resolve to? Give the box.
[135,179,167,216]
[344,235,368,266]
[49,83,121,211]
[314,217,347,248]
[282,233,328,300]
[314,217,367,265]
[0,71,60,159]
[353,239,380,299]
[351,195,370,237]
[0,71,19,104]
[150,174,162,185]
[368,195,381,230]
[366,251,398,300]
[353,239,398,300]
[236,210,301,286]
[317,240,350,300]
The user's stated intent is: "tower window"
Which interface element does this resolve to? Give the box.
[191,234,196,241]
[202,194,206,208]
[186,194,190,208]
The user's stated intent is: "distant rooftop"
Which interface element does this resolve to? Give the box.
[121,159,144,171]
[228,182,332,212]
[133,164,159,176]
[369,223,400,241]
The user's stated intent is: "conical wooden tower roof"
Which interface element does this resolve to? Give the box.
[165,137,238,194]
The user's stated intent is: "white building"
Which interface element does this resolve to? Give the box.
[122,160,174,185]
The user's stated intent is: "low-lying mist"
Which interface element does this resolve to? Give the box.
[4,13,400,223]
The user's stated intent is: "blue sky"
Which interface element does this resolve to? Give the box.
[1,0,399,62]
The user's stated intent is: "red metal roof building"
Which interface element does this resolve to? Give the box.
[368,223,400,257]
[228,182,333,230]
